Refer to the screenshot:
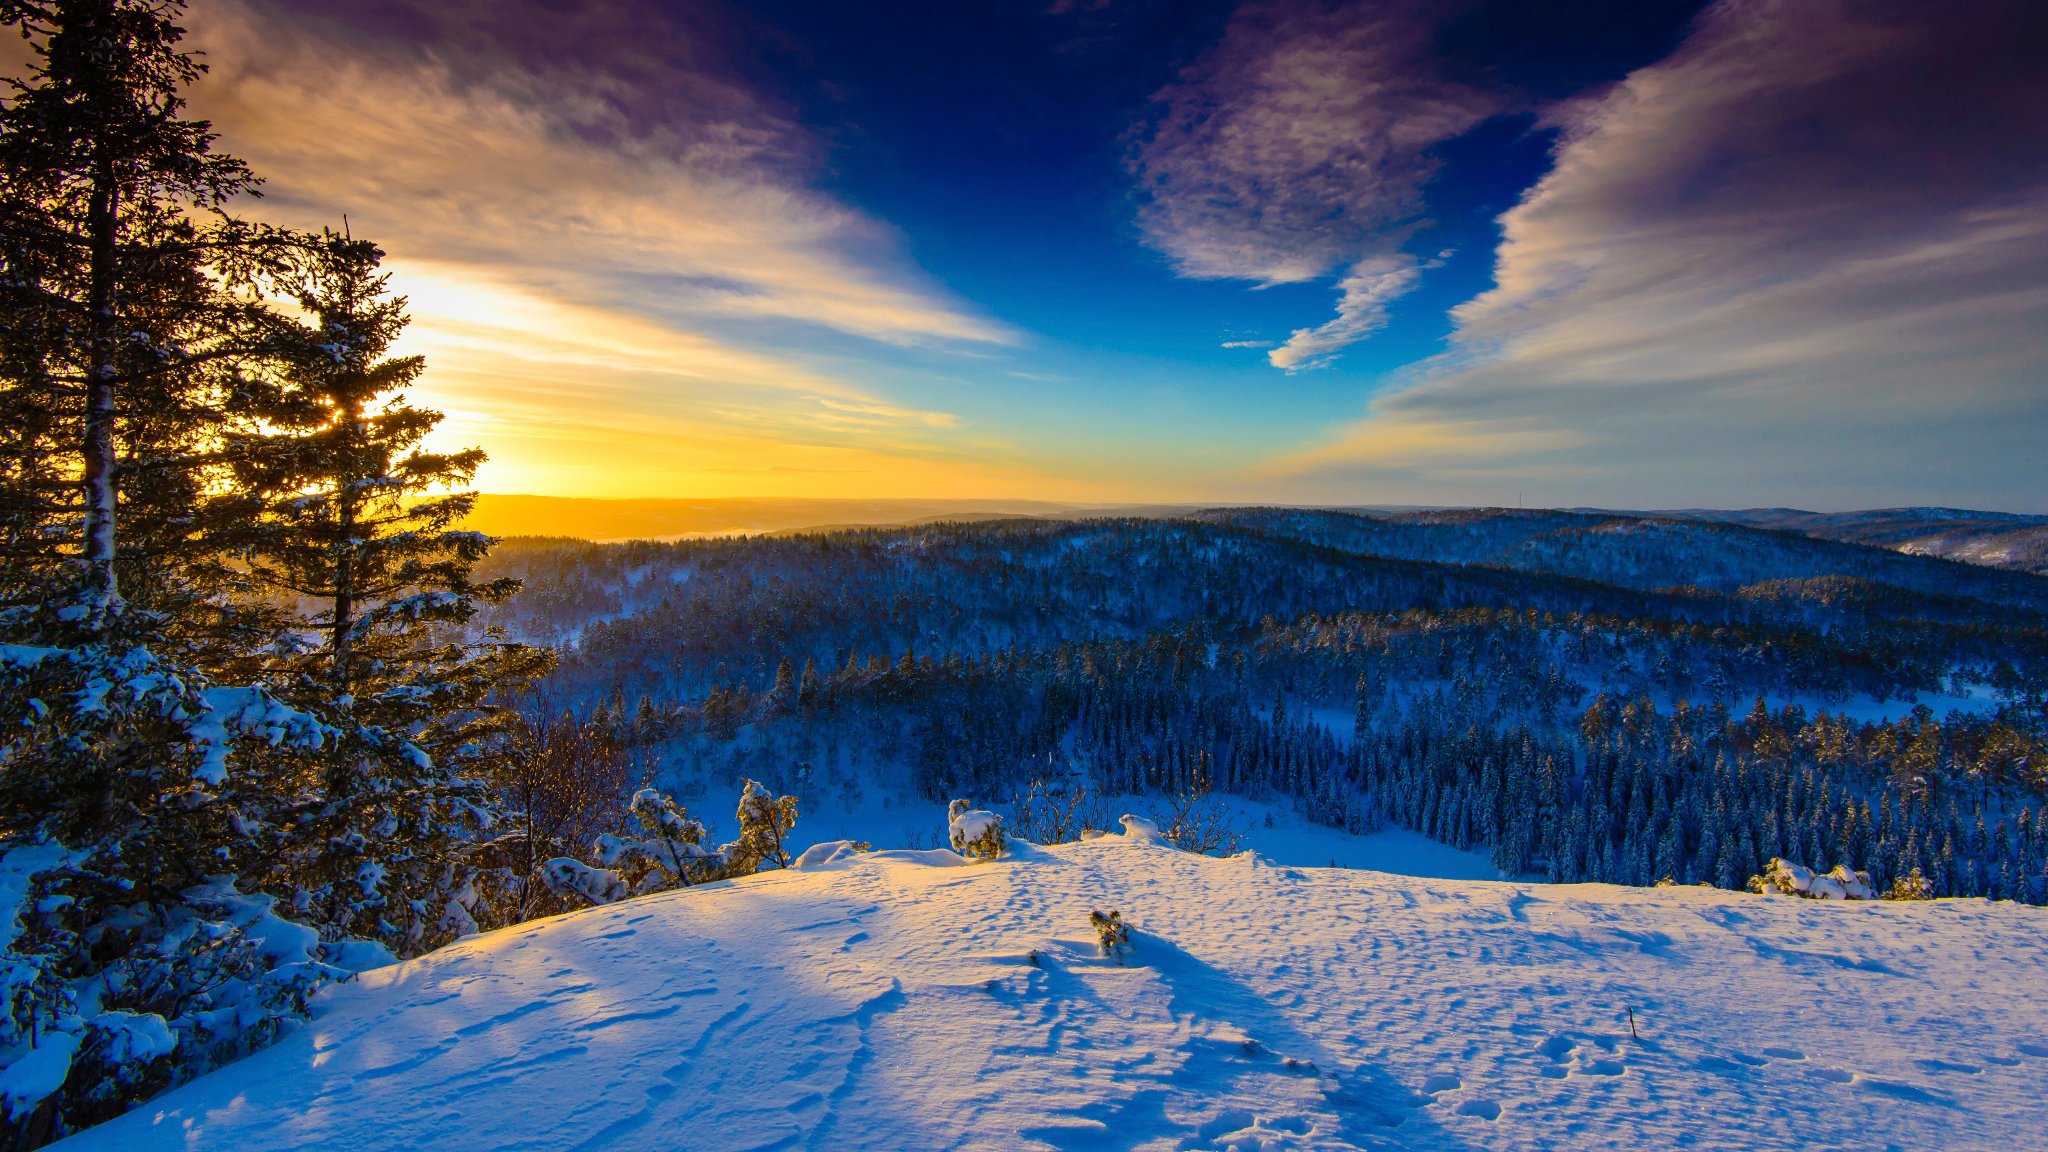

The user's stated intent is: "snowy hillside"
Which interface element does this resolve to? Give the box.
[66,832,2048,1152]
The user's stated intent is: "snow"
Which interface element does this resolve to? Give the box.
[793,840,867,870]
[0,1032,78,1121]
[783,790,1501,882]
[950,809,1001,842]
[86,1011,177,1065]
[63,830,2048,1152]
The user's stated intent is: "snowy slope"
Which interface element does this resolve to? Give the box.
[65,834,2048,1152]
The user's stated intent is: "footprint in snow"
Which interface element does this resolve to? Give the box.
[1182,1110,1313,1151]
[2017,1041,2048,1059]
[1455,1098,1503,1122]
[1535,1033,1625,1078]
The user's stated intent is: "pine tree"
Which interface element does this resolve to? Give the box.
[0,0,305,646]
[725,779,798,873]
[222,235,550,953]
[0,3,335,1138]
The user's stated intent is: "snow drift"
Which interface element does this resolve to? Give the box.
[61,830,2048,1151]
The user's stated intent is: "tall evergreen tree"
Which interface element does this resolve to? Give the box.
[0,0,280,637]
[0,4,336,1141]
[224,235,550,952]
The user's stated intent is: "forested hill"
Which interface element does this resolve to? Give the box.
[1671,507,2048,577]
[1189,507,2048,608]
[480,510,2048,667]
[475,510,2048,907]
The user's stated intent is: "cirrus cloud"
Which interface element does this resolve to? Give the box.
[167,0,1054,499]
[1268,0,2048,508]
[1130,0,1495,368]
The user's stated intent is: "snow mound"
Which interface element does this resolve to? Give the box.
[62,840,2048,1151]
[792,839,867,870]
[1118,813,1161,841]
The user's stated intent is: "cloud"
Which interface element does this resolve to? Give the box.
[1128,0,1491,364]
[1267,0,2048,508]
[1267,255,1420,371]
[186,2,1011,350]
[154,0,1063,500]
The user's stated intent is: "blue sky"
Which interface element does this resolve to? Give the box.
[175,0,2048,510]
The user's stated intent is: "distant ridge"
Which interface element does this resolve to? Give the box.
[1663,507,2048,576]
[465,495,1280,541]
[464,495,1107,542]
[465,496,2048,576]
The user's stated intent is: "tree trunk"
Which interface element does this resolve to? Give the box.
[332,417,358,696]
[81,156,121,625]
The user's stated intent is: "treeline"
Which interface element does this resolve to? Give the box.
[545,577,2048,902]
[0,4,704,1143]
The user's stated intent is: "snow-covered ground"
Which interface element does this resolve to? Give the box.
[1159,794,1503,880]
[67,833,2048,1151]
[785,791,1504,881]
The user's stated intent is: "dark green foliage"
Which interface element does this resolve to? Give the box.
[1090,910,1132,960]
[0,5,552,1141]
[216,235,550,954]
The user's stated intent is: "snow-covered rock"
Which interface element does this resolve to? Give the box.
[792,840,866,870]
[1117,813,1161,841]
[59,840,2048,1151]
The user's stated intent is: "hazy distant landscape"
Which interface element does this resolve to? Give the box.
[467,495,2048,576]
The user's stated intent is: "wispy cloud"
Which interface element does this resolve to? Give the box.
[1267,255,1419,371]
[171,0,1053,499]
[1266,0,2048,507]
[190,1,1012,349]
[1130,1,1491,284]
[1130,0,1492,367]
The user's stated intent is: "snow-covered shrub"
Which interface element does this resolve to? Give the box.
[544,781,804,907]
[1118,814,1162,841]
[545,788,723,906]
[947,800,1006,860]
[1746,858,1875,900]
[724,780,798,875]
[793,841,870,870]
[0,844,360,1144]
[1089,910,1133,961]
[1884,867,1935,901]
[539,858,629,906]
[0,638,377,1144]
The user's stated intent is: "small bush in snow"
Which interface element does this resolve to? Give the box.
[1006,775,1113,845]
[1884,867,1935,901]
[544,781,806,907]
[1153,775,1246,857]
[1746,858,1875,900]
[545,788,722,905]
[540,858,630,905]
[947,800,1006,860]
[1090,910,1133,961]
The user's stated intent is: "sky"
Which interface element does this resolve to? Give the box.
[170,0,2047,510]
